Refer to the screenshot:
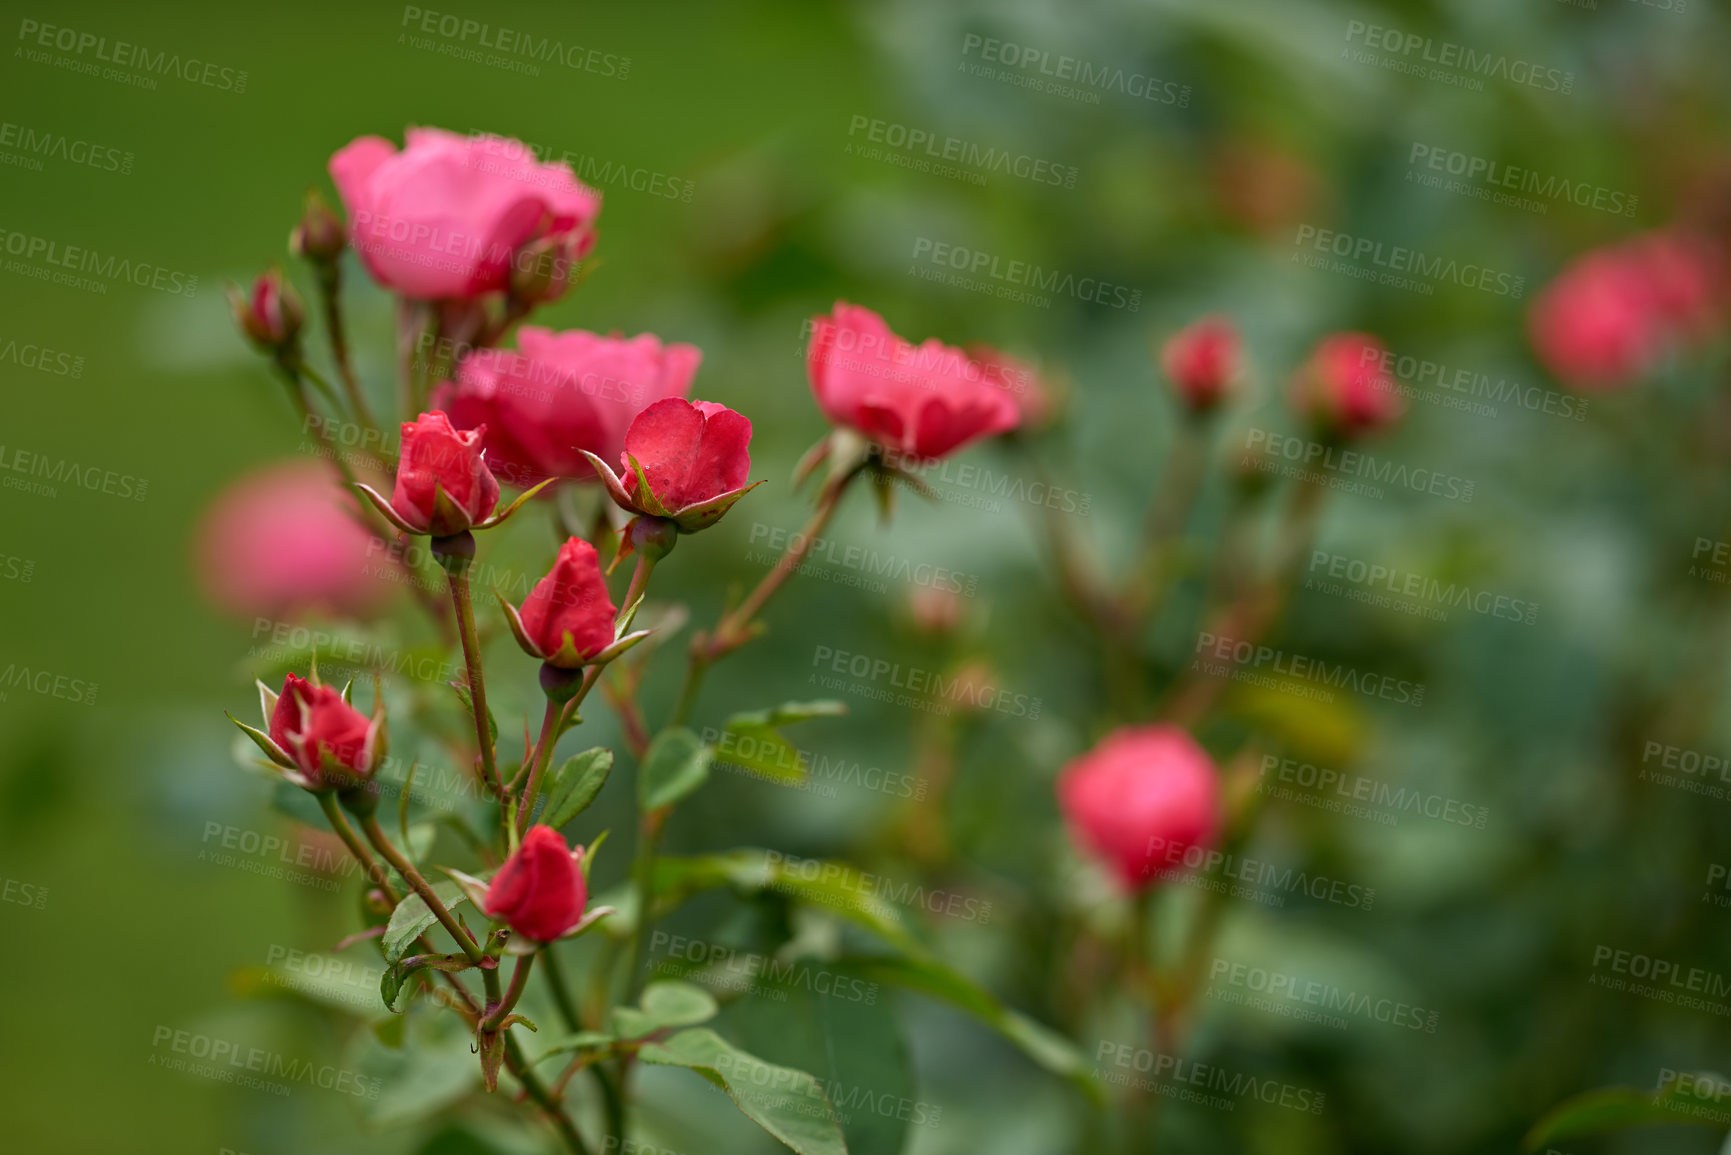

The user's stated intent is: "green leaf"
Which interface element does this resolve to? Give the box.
[639,727,711,811]
[530,1030,615,1064]
[716,700,847,784]
[382,881,470,964]
[638,1028,848,1155]
[613,980,719,1039]
[1524,1074,1731,1150]
[346,1005,479,1128]
[541,747,613,829]
[450,680,499,748]
[842,954,1101,1105]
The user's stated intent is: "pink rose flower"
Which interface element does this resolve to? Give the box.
[328,128,601,300]
[433,327,701,489]
[806,303,1021,459]
[1290,332,1402,435]
[508,538,618,668]
[1528,230,1720,391]
[389,411,500,536]
[1056,725,1221,889]
[194,461,389,620]
[1161,316,1241,412]
[586,398,759,532]
[485,825,587,942]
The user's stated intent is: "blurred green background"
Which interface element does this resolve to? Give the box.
[3,0,1730,1152]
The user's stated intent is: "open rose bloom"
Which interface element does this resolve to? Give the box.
[807,303,1021,459]
[434,328,701,489]
[330,128,601,300]
[584,398,761,532]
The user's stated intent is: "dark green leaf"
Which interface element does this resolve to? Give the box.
[613,980,719,1039]
[639,727,711,811]
[638,1028,848,1155]
[382,881,470,964]
[1524,1074,1731,1151]
[541,747,613,829]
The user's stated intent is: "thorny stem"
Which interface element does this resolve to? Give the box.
[447,568,504,800]
[313,260,381,435]
[483,953,535,1030]
[359,813,486,967]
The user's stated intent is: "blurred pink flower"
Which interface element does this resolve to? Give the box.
[1528,230,1720,391]
[1290,332,1402,436]
[195,461,388,620]
[329,128,601,300]
[1056,725,1221,889]
[1161,315,1241,412]
[807,303,1021,459]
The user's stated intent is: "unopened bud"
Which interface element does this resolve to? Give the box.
[230,269,304,353]
[289,189,346,263]
[509,235,577,305]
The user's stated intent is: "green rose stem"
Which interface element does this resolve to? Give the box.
[540,945,626,1148]
[518,666,601,834]
[1159,475,1329,728]
[482,953,535,1031]
[313,800,588,1155]
[396,298,430,416]
[310,259,381,435]
[436,535,504,801]
[1123,414,1213,619]
[356,811,486,968]
[670,466,862,726]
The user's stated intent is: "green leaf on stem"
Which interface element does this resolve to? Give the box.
[1523,1074,1731,1150]
[531,1029,615,1063]
[382,880,471,964]
[639,1028,848,1155]
[639,727,711,811]
[541,747,613,829]
[449,680,498,748]
[612,980,719,1039]
[716,700,847,784]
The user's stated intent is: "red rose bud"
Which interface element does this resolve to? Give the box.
[389,411,501,536]
[509,233,583,305]
[585,398,761,533]
[806,303,1020,459]
[508,538,618,667]
[289,188,346,263]
[484,824,587,942]
[1056,725,1220,889]
[1161,316,1241,412]
[1290,332,1401,436]
[230,270,304,354]
[268,673,381,786]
